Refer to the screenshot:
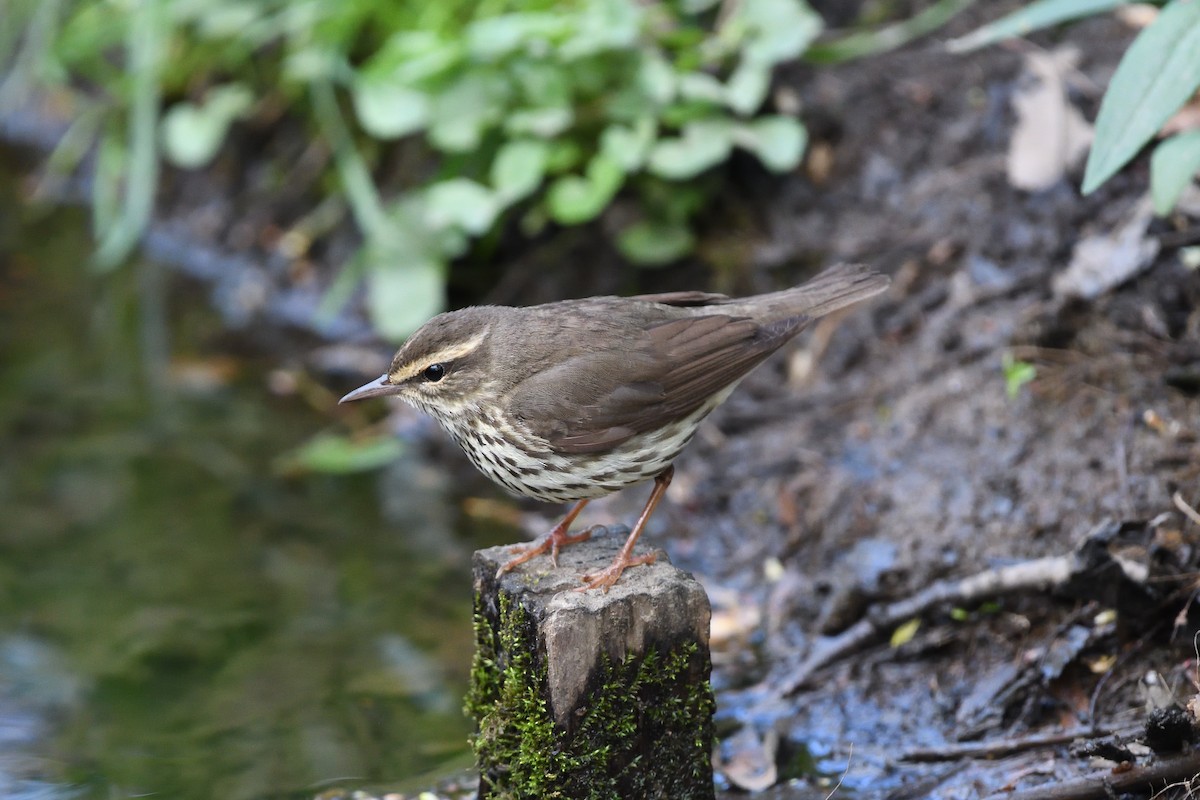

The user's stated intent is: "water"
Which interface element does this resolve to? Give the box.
[0,150,507,798]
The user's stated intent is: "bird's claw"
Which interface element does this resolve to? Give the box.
[575,551,657,593]
[496,524,595,577]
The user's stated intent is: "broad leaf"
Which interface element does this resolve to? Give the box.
[617,220,695,265]
[600,118,656,172]
[424,179,499,235]
[735,116,807,172]
[648,118,734,179]
[352,78,429,139]
[546,154,624,224]
[161,84,253,168]
[1150,131,1200,215]
[491,139,549,202]
[948,0,1128,53]
[1083,0,1200,194]
[277,433,403,475]
[366,255,445,342]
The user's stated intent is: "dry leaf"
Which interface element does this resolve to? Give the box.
[1054,195,1159,299]
[718,727,778,792]
[1008,48,1094,191]
[1115,3,1160,29]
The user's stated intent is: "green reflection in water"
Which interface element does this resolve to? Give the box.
[0,151,491,799]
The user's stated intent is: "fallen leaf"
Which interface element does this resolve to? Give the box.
[1054,195,1160,299]
[718,727,778,792]
[1115,3,1160,29]
[1008,48,1094,191]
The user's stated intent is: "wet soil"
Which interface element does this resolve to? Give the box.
[8,2,1200,797]
[677,7,1200,798]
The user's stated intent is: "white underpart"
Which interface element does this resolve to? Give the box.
[416,382,740,503]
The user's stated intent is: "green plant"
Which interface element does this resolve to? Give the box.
[5,0,827,340]
[951,0,1200,215]
[1084,0,1200,213]
[1001,351,1037,400]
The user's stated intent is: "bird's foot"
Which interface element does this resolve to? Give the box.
[575,550,657,593]
[496,524,597,577]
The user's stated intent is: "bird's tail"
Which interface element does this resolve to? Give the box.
[724,262,891,323]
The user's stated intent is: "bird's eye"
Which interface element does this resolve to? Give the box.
[422,364,446,382]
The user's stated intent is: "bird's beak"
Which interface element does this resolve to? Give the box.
[338,374,401,404]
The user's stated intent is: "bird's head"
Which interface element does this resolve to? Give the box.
[339,306,500,422]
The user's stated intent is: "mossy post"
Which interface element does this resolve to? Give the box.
[467,528,715,800]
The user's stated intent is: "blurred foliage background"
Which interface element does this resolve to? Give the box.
[2,0,827,339]
[1,0,1196,341]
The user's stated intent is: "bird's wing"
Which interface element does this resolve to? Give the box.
[508,313,808,455]
[627,290,731,306]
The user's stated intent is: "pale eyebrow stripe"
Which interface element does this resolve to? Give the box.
[389,331,487,382]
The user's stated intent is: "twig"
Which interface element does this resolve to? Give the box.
[780,555,1073,694]
[1174,491,1200,528]
[982,747,1200,800]
[1089,626,1163,724]
[824,742,852,800]
[899,725,1129,763]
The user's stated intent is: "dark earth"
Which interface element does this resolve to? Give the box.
[7,2,1200,798]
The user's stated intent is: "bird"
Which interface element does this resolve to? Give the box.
[339,262,889,591]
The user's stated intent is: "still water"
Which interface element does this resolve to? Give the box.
[0,152,508,798]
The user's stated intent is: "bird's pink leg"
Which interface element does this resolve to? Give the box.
[576,466,673,592]
[497,499,594,576]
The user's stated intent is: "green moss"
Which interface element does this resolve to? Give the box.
[464,592,715,800]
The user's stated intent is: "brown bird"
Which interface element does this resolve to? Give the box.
[340,263,889,590]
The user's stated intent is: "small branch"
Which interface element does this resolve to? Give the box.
[900,725,1129,763]
[1174,491,1200,528]
[982,747,1200,800]
[780,555,1073,694]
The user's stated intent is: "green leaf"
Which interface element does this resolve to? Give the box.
[93,0,163,272]
[511,61,572,107]
[678,72,727,104]
[504,106,574,137]
[364,31,464,86]
[352,78,429,139]
[92,130,124,240]
[947,0,1127,54]
[276,433,403,475]
[734,0,823,65]
[283,47,338,82]
[807,0,973,64]
[647,118,734,179]
[557,0,643,59]
[890,618,921,648]
[424,179,499,234]
[465,13,569,60]
[546,154,624,224]
[192,2,260,37]
[1002,351,1037,400]
[638,53,677,105]
[366,254,445,342]
[617,220,695,265]
[428,72,510,152]
[545,139,585,173]
[725,62,771,115]
[161,84,255,168]
[491,139,549,203]
[1150,130,1200,215]
[1083,0,1200,194]
[600,118,656,172]
[734,116,807,172]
